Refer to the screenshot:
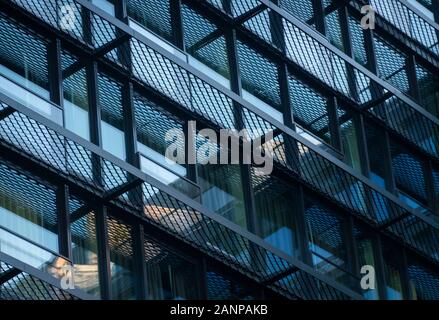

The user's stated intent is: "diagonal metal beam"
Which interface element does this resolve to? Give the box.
[360,91,394,111]
[70,204,92,223]
[62,33,131,79]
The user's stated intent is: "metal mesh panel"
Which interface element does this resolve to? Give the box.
[127,0,173,42]
[206,270,257,300]
[237,40,281,109]
[0,163,58,232]
[367,0,439,57]
[182,4,230,78]
[348,16,368,67]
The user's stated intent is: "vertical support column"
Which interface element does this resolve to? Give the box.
[354,114,371,177]
[343,215,359,288]
[339,6,353,57]
[56,184,72,259]
[171,0,185,50]
[400,248,413,299]
[312,0,327,35]
[339,6,358,101]
[406,55,421,103]
[86,61,103,184]
[96,205,112,300]
[364,28,378,74]
[198,257,209,299]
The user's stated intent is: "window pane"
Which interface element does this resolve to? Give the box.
[108,215,137,300]
[252,171,299,257]
[144,234,199,299]
[70,203,100,297]
[0,163,58,253]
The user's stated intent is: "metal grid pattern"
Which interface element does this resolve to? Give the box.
[0,96,360,300]
[374,34,410,94]
[0,262,78,300]
[182,4,230,78]
[0,12,49,89]
[0,162,58,232]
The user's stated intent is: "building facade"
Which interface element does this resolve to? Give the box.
[0,0,438,300]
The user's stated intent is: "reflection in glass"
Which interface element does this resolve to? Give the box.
[144,235,199,299]
[70,207,100,297]
[252,171,299,257]
[108,215,137,300]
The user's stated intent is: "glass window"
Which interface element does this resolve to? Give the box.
[416,63,439,117]
[348,16,368,67]
[325,9,344,51]
[0,13,49,96]
[289,75,331,145]
[198,163,247,229]
[390,140,428,205]
[407,255,439,300]
[374,35,410,95]
[340,116,361,172]
[237,40,282,114]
